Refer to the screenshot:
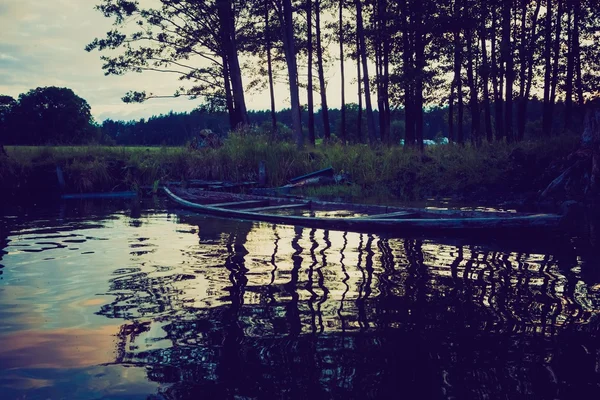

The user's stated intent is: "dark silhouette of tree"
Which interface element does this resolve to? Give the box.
[542,0,554,136]
[276,0,304,148]
[338,0,347,144]
[356,18,364,143]
[491,2,504,141]
[502,0,514,142]
[516,0,541,142]
[7,87,96,145]
[242,0,283,136]
[356,0,378,144]
[80,0,600,145]
[307,0,316,146]
[315,0,332,142]
[549,0,564,136]
[453,0,464,144]
[265,1,279,136]
[87,0,249,128]
[480,0,493,143]
[372,0,391,145]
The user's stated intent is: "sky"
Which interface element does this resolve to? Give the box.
[0,0,360,123]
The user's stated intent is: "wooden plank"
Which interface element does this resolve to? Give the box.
[208,200,269,209]
[245,203,310,212]
[354,211,419,219]
[289,167,334,183]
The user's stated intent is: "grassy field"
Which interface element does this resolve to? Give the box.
[0,132,579,202]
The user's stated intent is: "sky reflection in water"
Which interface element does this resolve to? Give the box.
[0,201,599,399]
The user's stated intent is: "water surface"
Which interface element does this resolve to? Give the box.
[1,200,599,399]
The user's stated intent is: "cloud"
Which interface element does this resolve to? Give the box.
[0,0,199,121]
[0,53,18,61]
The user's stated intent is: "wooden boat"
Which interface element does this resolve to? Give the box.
[163,187,565,237]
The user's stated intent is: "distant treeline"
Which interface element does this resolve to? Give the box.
[0,85,578,147]
[101,98,575,146]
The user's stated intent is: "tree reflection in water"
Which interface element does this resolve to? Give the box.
[98,218,600,399]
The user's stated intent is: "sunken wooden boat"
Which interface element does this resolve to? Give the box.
[164,187,565,237]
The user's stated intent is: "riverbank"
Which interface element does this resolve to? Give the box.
[0,133,579,205]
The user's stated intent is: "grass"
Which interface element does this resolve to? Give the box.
[0,132,579,202]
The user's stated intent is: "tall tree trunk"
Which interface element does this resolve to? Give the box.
[218,0,248,127]
[481,0,493,142]
[403,0,415,147]
[453,0,464,144]
[517,0,528,141]
[573,0,583,107]
[376,37,385,144]
[315,0,331,141]
[491,4,504,140]
[280,0,303,148]
[502,0,514,142]
[521,0,542,140]
[549,0,563,136]
[542,0,553,136]
[356,0,378,144]
[465,27,480,144]
[564,3,574,132]
[357,28,363,143]
[414,3,425,151]
[227,50,249,127]
[383,38,391,144]
[376,0,388,144]
[307,0,316,146]
[222,54,236,128]
[339,0,346,144]
[449,80,455,142]
[265,3,278,135]
[376,51,385,143]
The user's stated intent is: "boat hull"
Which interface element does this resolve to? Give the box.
[164,187,564,237]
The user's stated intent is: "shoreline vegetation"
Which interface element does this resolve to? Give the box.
[0,130,579,207]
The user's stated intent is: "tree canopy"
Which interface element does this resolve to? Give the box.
[0,87,98,145]
[86,0,251,128]
[86,0,600,149]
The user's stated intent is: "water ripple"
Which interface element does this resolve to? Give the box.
[1,203,600,399]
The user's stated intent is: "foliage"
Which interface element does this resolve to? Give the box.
[0,87,98,145]
[87,0,251,126]
[81,0,600,148]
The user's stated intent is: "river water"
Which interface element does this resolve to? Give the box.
[1,199,599,399]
